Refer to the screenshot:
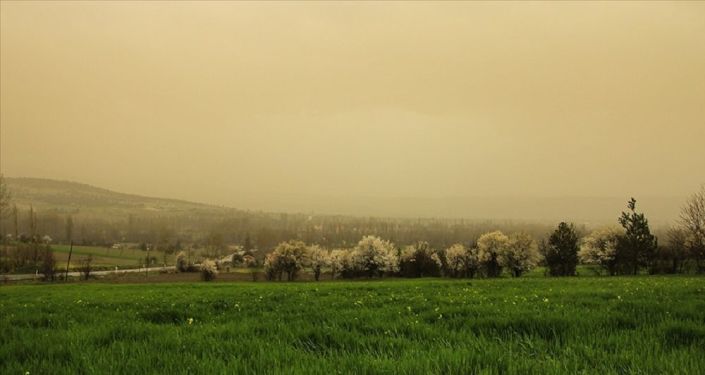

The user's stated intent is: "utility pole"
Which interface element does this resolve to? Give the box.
[65,240,73,281]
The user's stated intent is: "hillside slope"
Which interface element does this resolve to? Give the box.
[4,177,233,218]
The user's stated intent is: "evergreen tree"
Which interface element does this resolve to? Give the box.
[544,222,579,276]
[618,198,657,275]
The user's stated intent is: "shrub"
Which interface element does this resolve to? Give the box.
[200,259,218,281]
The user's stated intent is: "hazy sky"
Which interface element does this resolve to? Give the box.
[1,2,704,217]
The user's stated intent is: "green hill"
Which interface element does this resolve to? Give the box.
[4,177,234,219]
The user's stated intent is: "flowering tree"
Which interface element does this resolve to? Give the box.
[200,259,218,281]
[579,226,623,275]
[351,235,398,277]
[263,252,282,281]
[329,249,348,279]
[499,232,540,277]
[175,251,189,272]
[307,245,330,281]
[444,243,480,278]
[400,241,442,277]
[477,231,509,277]
[266,240,308,281]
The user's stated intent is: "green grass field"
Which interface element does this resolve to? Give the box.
[51,245,174,270]
[1,276,704,374]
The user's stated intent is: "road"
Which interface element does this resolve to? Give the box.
[1,266,176,281]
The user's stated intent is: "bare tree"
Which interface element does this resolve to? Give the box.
[680,185,705,272]
[40,245,57,281]
[78,255,93,280]
[12,204,18,240]
[0,174,10,238]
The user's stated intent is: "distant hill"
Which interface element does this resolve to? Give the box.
[4,177,684,227]
[4,177,233,219]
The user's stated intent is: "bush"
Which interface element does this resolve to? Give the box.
[200,259,218,281]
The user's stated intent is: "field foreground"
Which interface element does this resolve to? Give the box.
[1,277,704,374]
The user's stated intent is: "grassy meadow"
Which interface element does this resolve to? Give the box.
[50,245,175,270]
[1,276,704,374]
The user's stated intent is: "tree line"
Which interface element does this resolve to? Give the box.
[1,173,703,279]
[190,187,705,282]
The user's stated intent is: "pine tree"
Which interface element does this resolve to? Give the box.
[544,222,579,276]
[618,198,657,275]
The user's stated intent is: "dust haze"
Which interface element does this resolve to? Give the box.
[1,2,704,223]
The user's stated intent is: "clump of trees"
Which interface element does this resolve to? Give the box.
[577,199,659,275]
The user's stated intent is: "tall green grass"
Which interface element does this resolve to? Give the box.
[1,276,704,374]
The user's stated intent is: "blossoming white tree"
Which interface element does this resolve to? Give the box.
[329,249,348,279]
[499,232,540,277]
[400,241,442,277]
[445,243,480,278]
[307,245,330,281]
[351,235,398,277]
[579,226,623,275]
[200,259,218,281]
[477,230,510,277]
[265,240,308,281]
[175,251,189,272]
